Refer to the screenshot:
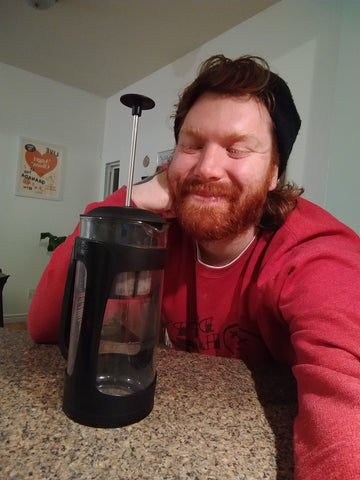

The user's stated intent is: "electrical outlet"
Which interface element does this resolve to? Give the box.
[27,288,36,299]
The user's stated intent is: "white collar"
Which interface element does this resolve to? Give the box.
[196,235,256,269]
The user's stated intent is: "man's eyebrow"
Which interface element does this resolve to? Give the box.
[223,132,259,145]
[180,126,259,145]
[179,126,203,138]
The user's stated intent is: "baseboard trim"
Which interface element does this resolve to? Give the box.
[3,314,27,323]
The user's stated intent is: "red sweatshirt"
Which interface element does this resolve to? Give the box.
[28,187,360,480]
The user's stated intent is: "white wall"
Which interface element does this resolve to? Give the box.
[2,0,358,319]
[325,1,360,232]
[103,0,359,234]
[0,64,106,317]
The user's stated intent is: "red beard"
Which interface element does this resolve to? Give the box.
[172,175,272,242]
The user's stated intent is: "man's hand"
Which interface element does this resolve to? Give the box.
[131,169,176,218]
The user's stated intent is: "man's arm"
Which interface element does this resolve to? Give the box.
[28,172,174,343]
[278,229,360,479]
[27,188,125,342]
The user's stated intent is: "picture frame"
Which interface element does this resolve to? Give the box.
[15,138,64,201]
[157,149,174,166]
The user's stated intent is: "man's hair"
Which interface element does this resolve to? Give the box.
[172,54,303,230]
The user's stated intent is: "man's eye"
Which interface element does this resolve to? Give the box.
[182,144,202,153]
[227,147,249,158]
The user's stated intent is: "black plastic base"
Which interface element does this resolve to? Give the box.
[62,373,157,428]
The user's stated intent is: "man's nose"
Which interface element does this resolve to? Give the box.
[192,144,223,181]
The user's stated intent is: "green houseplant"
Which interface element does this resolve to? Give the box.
[40,232,67,252]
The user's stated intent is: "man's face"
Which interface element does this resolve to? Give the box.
[168,93,278,241]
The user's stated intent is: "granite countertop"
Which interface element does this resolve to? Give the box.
[0,329,297,480]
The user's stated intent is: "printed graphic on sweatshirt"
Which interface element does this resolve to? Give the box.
[168,315,264,358]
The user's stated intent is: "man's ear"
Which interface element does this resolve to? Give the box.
[269,165,279,191]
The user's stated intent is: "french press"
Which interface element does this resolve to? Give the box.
[59,94,168,428]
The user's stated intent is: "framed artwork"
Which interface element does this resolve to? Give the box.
[15,138,64,201]
[157,149,173,166]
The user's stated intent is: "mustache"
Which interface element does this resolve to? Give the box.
[177,178,241,199]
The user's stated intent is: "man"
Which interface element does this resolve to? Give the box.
[28,55,360,480]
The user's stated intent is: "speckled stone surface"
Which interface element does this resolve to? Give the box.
[0,329,297,480]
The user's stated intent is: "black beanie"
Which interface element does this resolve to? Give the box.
[268,72,301,177]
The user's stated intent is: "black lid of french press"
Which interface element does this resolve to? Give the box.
[82,206,167,225]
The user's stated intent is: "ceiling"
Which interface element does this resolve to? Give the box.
[0,0,279,98]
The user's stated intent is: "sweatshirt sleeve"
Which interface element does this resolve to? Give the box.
[27,187,128,343]
[276,223,360,479]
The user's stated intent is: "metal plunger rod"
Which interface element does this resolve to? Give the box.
[120,94,155,207]
[125,114,139,206]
